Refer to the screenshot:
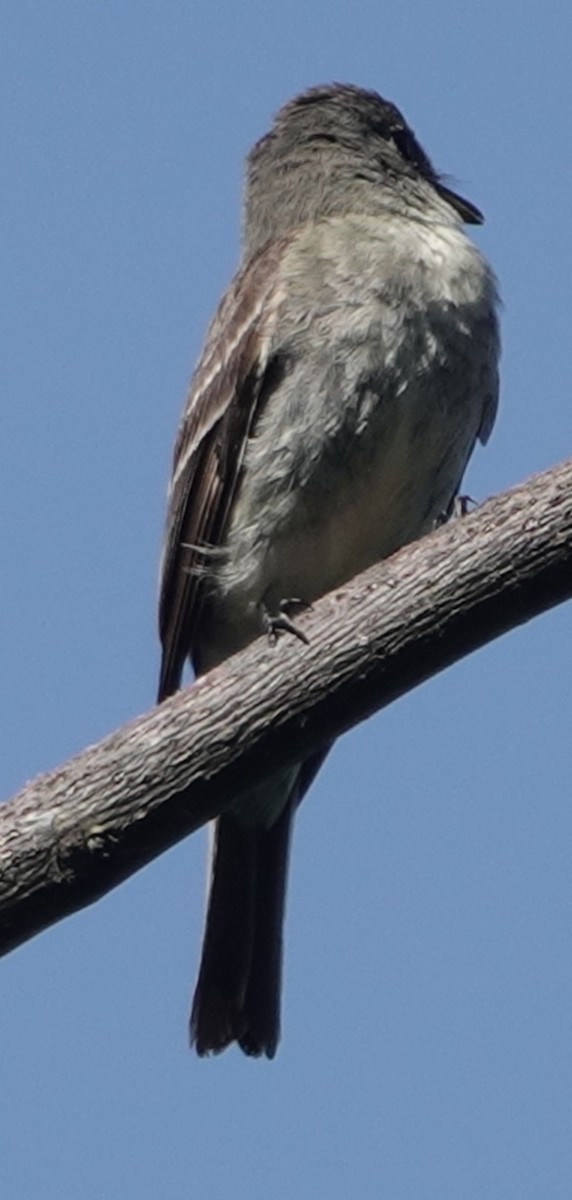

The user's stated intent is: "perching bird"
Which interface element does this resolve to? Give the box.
[157,83,500,1057]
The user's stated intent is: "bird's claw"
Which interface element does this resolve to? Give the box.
[436,493,477,526]
[261,598,311,646]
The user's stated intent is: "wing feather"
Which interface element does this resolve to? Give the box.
[157,238,289,701]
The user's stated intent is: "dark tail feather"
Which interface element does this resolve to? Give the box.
[190,801,294,1058]
[238,799,294,1057]
[190,815,258,1055]
[238,746,333,1055]
[190,746,332,1058]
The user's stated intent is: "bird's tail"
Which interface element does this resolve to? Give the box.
[190,747,332,1057]
[190,797,294,1058]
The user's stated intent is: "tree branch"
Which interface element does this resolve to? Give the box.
[1,458,571,957]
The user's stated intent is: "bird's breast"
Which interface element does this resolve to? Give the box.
[205,212,498,661]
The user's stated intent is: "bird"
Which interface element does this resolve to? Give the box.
[157,83,500,1057]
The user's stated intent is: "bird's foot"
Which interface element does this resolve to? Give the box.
[436,493,477,526]
[261,598,310,646]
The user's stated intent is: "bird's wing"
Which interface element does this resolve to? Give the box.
[157,237,290,701]
[477,307,501,445]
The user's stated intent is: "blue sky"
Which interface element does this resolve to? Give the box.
[2,3,571,1197]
